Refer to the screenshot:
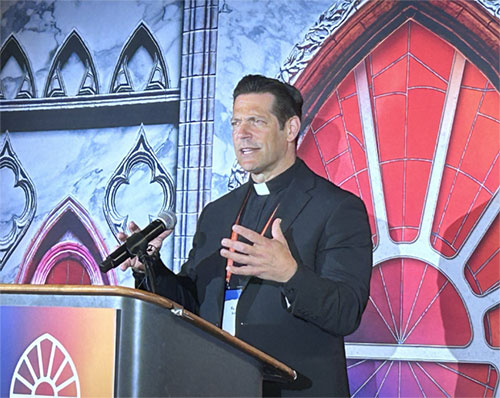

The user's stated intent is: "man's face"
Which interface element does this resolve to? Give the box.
[231,92,295,182]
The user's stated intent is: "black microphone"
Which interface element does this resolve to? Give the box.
[99,210,177,273]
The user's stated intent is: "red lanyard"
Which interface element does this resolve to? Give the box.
[225,188,280,284]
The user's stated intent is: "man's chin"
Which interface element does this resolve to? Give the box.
[236,159,258,173]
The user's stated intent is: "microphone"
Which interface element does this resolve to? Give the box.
[99,210,177,273]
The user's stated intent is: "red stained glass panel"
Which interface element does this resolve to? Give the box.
[298,19,498,397]
[45,259,91,285]
[348,360,498,397]
[465,216,500,295]
[346,259,471,345]
[484,305,500,348]
[431,62,499,257]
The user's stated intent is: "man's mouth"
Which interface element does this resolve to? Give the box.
[240,147,259,155]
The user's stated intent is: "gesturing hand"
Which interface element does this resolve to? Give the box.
[220,218,297,283]
[117,221,172,272]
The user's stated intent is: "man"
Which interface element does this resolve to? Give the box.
[121,75,372,396]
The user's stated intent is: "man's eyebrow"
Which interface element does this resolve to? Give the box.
[236,113,266,118]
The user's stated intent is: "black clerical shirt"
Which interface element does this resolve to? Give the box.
[228,161,299,289]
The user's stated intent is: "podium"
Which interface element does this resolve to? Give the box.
[0,284,295,397]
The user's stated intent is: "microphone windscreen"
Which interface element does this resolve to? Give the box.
[158,210,177,230]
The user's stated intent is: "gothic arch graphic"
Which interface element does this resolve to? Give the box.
[31,241,100,285]
[43,30,99,97]
[0,34,36,99]
[290,1,498,130]
[110,22,169,93]
[284,2,499,396]
[16,196,116,285]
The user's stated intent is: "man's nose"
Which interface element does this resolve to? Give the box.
[234,121,252,139]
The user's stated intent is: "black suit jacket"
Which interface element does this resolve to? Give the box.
[145,158,373,397]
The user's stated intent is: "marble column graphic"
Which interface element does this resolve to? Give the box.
[174,0,219,272]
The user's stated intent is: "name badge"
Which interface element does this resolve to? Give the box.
[222,288,242,336]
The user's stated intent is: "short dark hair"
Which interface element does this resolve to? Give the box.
[233,74,303,129]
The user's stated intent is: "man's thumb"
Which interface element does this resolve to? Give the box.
[272,218,285,241]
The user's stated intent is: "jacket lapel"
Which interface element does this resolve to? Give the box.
[275,158,314,233]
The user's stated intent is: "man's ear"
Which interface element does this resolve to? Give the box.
[286,116,301,142]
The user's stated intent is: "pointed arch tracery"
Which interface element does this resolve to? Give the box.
[0,35,36,99]
[290,0,499,128]
[16,196,116,285]
[43,30,99,98]
[110,22,169,93]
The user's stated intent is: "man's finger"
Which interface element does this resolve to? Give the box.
[232,224,264,244]
[119,260,130,271]
[116,231,128,242]
[220,248,260,267]
[227,263,259,277]
[271,218,286,243]
[157,229,172,240]
[128,221,141,234]
[221,238,254,255]
[119,258,135,271]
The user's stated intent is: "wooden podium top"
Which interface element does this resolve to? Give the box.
[0,283,296,383]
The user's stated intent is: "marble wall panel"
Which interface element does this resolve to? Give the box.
[0,125,177,285]
[0,0,182,95]
[1,0,182,285]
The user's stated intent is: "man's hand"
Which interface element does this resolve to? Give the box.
[220,218,297,283]
[117,221,172,272]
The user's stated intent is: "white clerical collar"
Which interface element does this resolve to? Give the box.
[253,182,270,196]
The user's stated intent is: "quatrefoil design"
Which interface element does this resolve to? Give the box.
[0,133,37,269]
[103,125,175,238]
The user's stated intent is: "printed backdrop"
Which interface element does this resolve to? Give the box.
[1,0,498,396]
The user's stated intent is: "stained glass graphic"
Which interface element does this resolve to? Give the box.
[10,333,81,398]
[484,305,499,348]
[347,259,471,346]
[297,21,499,397]
[431,62,499,259]
[347,360,497,397]
[465,216,499,296]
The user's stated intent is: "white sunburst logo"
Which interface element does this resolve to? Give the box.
[10,333,81,398]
